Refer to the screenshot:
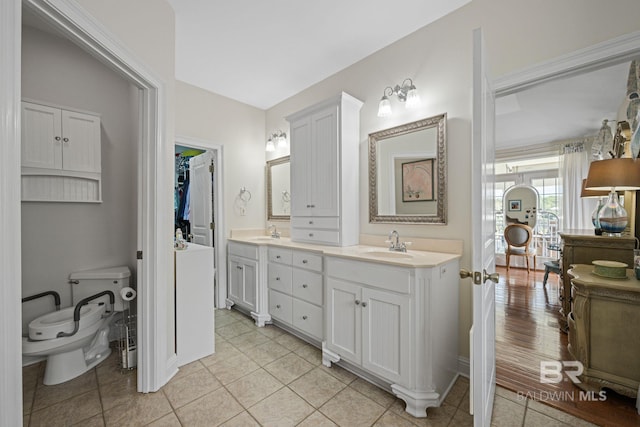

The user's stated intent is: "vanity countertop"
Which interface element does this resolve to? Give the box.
[227,235,461,268]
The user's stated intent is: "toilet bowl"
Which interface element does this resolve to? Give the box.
[22,266,132,385]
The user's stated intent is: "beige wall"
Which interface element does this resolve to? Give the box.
[265,0,640,358]
[21,26,138,332]
[174,81,266,232]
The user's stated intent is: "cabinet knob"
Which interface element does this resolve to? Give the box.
[309,233,314,237]
[276,304,281,309]
[302,284,308,288]
[302,259,308,264]
[306,204,311,208]
[309,221,314,225]
[302,315,308,320]
[310,204,316,208]
[276,255,281,259]
[62,137,69,143]
[361,302,368,308]
[355,300,360,305]
[236,266,243,270]
[54,136,61,141]
[276,277,280,281]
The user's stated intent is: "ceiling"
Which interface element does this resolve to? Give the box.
[496,62,631,150]
[166,0,470,110]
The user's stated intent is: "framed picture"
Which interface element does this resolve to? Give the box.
[401,158,434,202]
[509,199,521,211]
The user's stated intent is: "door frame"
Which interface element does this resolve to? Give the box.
[175,136,227,308]
[1,3,174,423]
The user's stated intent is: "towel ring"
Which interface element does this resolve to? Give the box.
[239,187,252,202]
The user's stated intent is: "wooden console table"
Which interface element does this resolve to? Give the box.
[558,230,635,331]
[567,264,640,398]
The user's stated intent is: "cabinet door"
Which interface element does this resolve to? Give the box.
[240,259,258,311]
[309,106,339,216]
[61,110,101,173]
[290,117,312,216]
[228,258,243,302]
[361,288,411,384]
[326,278,361,364]
[21,102,62,170]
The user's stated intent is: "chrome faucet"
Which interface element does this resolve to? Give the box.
[387,230,408,252]
[269,224,281,239]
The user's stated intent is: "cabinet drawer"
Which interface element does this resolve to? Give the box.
[268,263,292,294]
[292,299,323,340]
[269,290,292,324]
[269,247,292,265]
[228,242,258,260]
[292,269,323,305]
[292,216,339,230]
[291,228,340,246]
[292,251,323,272]
[326,257,412,294]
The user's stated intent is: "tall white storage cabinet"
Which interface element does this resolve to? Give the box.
[175,244,215,366]
[286,92,363,247]
[21,101,102,202]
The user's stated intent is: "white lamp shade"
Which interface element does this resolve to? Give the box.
[405,88,421,109]
[265,139,275,152]
[277,135,287,148]
[377,98,392,117]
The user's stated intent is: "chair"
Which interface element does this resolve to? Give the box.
[504,223,536,273]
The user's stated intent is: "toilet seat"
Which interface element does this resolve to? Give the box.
[28,303,106,340]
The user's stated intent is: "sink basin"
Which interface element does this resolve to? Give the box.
[363,251,414,260]
[248,236,278,241]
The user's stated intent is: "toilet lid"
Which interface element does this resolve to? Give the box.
[28,304,105,341]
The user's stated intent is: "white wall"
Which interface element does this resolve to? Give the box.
[264,0,640,358]
[21,26,138,332]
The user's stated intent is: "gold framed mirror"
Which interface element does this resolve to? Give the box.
[368,113,447,224]
[266,155,290,221]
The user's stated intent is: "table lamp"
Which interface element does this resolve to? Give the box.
[580,179,611,235]
[585,158,640,236]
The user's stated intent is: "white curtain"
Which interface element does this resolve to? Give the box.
[561,141,597,230]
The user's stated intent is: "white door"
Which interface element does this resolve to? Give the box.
[189,152,213,246]
[469,28,497,427]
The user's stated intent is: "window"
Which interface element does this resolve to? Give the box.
[495,156,562,260]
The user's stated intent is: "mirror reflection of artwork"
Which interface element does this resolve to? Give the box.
[401,159,434,202]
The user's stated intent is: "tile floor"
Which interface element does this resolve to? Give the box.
[22,308,600,426]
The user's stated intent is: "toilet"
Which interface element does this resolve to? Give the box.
[22,266,132,385]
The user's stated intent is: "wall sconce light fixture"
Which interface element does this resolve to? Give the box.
[377,78,421,117]
[266,130,287,152]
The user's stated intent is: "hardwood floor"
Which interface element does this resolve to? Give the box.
[495,266,640,427]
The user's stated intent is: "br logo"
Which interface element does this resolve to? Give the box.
[539,361,583,384]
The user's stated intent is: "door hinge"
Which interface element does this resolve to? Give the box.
[137,250,143,260]
[209,164,214,173]
[210,222,215,230]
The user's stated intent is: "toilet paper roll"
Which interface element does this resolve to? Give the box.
[120,287,137,301]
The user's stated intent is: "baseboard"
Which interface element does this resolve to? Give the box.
[458,356,470,378]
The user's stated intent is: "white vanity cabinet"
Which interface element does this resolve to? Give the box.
[268,247,324,341]
[286,92,363,247]
[226,242,270,326]
[322,255,460,418]
[21,100,102,202]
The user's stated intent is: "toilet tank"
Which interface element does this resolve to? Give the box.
[70,266,131,312]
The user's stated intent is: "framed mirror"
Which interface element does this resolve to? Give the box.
[267,155,291,220]
[368,113,447,224]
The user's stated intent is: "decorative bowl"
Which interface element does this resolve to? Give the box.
[592,260,628,279]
